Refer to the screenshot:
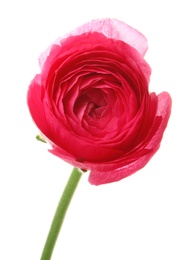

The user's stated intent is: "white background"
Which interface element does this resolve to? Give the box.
[0,0,189,259]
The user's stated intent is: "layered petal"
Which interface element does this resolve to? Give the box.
[39,18,148,69]
[89,92,172,185]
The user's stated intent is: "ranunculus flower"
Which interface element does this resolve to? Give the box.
[27,18,172,185]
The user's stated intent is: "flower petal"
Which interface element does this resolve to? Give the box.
[88,92,172,185]
[70,18,148,56]
[27,75,50,137]
[39,18,148,69]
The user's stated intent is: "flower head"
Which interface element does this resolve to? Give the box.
[27,19,172,185]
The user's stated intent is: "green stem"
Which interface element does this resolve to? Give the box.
[40,167,83,260]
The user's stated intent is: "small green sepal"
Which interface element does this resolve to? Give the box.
[36,135,47,143]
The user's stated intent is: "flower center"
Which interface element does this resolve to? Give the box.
[74,88,108,121]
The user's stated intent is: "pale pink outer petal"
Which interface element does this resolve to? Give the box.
[38,37,62,69]
[69,18,148,56]
[88,92,172,185]
[39,18,148,69]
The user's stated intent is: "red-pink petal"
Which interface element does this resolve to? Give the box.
[88,92,172,185]
[27,75,50,137]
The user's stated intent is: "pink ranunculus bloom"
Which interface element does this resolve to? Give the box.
[27,18,172,185]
